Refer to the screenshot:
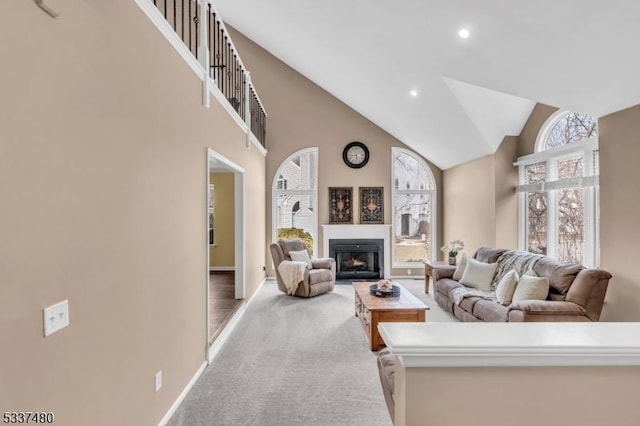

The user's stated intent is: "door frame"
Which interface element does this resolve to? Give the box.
[206,148,245,346]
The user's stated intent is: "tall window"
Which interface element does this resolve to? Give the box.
[272,148,318,254]
[392,147,437,266]
[516,111,599,266]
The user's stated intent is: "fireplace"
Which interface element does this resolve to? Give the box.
[329,238,384,280]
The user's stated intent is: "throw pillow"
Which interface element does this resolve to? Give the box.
[495,270,519,305]
[511,274,550,303]
[459,258,498,291]
[289,249,312,269]
[452,253,468,281]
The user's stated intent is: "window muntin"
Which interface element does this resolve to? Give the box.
[272,148,318,254]
[556,187,584,263]
[527,190,547,255]
[275,194,314,230]
[518,111,599,266]
[392,148,437,266]
[394,153,435,190]
[545,113,598,149]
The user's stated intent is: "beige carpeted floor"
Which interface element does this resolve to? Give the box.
[395,278,457,323]
[168,278,453,426]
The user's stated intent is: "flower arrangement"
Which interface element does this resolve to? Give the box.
[440,239,464,258]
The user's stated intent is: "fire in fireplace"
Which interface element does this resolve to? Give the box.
[329,239,384,280]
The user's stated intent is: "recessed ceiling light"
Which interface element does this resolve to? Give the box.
[458,28,470,39]
[409,90,418,97]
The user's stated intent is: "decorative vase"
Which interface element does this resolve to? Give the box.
[448,255,456,266]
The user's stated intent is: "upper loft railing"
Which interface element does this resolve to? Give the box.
[150,0,267,148]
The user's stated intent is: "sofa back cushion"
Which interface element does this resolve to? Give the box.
[512,275,550,303]
[490,250,545,291]
[460,258,498,291]
[289,249,312,269]
[495,270,520,305]
[474,247,508,264]
[452,253,468,281]
[532,257,583,297]
[278,239,307,260]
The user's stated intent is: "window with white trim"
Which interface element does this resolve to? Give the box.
[392,147,437,266]
[272,148,318,254]
[516,111,599,266]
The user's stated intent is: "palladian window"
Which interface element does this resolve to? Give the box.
[516,111,599,266]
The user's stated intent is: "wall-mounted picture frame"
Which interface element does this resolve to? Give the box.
[360,187,383,224]
[329,187,353,224]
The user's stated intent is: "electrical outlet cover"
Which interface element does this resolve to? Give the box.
[43,300,70,337]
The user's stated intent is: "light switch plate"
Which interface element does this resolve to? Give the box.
[43,300,70,337]
[155,371,162,392]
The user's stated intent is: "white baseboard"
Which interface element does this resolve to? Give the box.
[209,266,235,271]
[159,278,266,424]
[207,277,266,364]
[157,360,207,426]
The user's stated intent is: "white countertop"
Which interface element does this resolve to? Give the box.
[377,322,640,367]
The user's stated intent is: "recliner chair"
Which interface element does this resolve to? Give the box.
[269,239,336,297]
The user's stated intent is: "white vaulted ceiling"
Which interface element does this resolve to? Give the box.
[214,0,640,169]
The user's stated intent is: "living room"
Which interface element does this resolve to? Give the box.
[3,1,640,425]
[224,7,640,323]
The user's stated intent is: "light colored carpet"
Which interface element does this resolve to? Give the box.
[396,278,457,323]
[168,279,453,426]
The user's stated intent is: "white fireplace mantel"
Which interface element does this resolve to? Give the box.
[322,224,392,279]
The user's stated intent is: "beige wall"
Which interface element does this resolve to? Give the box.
[443,154,496,256]
[517,103,559,157]
[599,104,640,320]
[0,1,265,424]
[515,102,640,320]
[397,366,640,426]
[494,136,519,249]
[227,27,444,276]
[209,173,235,268]
[442,101,640,321]
[442,104,558,258]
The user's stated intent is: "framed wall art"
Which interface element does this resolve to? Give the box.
[360,187,383,224]
[328,187,353,224]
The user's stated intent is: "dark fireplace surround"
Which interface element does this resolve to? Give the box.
[329,238,384,280]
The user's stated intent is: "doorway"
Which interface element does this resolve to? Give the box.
[207,149,245,347]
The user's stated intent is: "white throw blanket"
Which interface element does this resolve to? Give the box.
[451,288,495,305]
[277,261,308,295]
[451,250,544,305]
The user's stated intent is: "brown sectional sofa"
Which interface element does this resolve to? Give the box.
[433,247,612,322]
[378,248,613,420]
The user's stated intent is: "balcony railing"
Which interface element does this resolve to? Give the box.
[249,84,266,146]
[150,0,267,148]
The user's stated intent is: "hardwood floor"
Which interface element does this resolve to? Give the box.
[209,272,243,344]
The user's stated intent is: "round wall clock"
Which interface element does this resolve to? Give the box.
[342,141,370,169]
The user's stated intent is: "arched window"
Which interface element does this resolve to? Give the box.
[391,147,437,266]
[539,112,598,150]
[517,111,599,266]
[272,148,318,254]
